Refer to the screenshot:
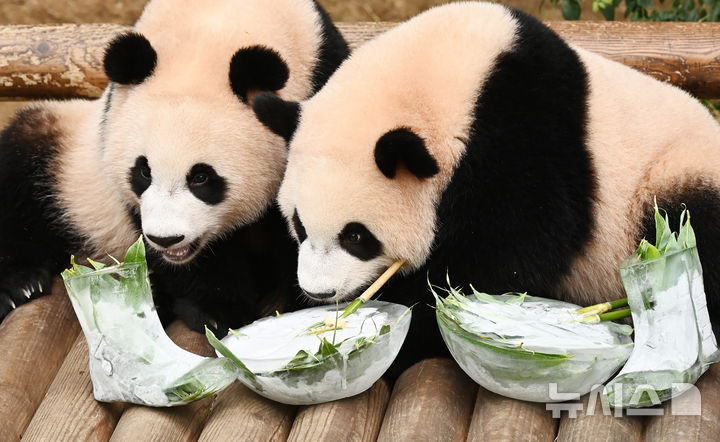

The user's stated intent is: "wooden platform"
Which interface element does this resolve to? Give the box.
[1,279,719,441]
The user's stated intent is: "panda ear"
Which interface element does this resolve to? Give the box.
[230,46,290,104]
[103,32,157,85]
[252,92,301,143]
[374,128,439,179]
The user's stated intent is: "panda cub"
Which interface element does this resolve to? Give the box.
[253,2,720,373]
[0,0,349,334]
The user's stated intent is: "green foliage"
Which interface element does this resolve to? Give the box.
[546,0,720,21]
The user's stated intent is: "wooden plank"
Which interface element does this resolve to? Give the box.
[22,334,125,442]
[108,321,218,442]
[377,358,477,442]
[644,363,720,441]
[1,21,720,99]
[287,379,390,442]
[467,388,557,442]
[198,382,296,442]
[0,278,80,442]
[556,392,643,442]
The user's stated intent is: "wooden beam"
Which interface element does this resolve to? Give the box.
[377,358,477,442]
[0,278,80,442]
[22,334,126,441]
[286,379,389,442]
[467,388,557,442]
[1,21,720,99]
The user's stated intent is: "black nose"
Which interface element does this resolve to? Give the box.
[306,290,336,300]
[146,234,185,248]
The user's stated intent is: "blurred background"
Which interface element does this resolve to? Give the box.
[0,0,610,127]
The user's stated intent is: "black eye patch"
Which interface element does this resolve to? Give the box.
[129,155,152,197]
[338,222,382,261]
[292,209,307,243]
[186,163,226,205]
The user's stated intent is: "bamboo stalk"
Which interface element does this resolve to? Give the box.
[575,298,628,316]
[340,260,405,318]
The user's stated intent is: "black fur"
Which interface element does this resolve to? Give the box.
[309,0,351,93]
[252,93,301,142]
[186,163,227,206]
[229,46,290,103]
[374,128,440,179]
[148,204,302,335]
[103,33,157,85]
[339,222,382,261]
[383,9,596,377]
[292,209,308,243]
[129,155,152,197]
[639,182,720,337]
[0,107,80,321]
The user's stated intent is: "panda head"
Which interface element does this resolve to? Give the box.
[252,2,518,300]
[100,0,329,265]
[253,92,447,301]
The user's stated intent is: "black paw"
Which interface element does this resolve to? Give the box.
[0,267,53,322]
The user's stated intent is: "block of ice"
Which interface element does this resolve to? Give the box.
[605,247,720,408]
[62,237,239,406]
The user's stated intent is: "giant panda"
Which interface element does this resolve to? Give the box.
[252,1,720,374]
[0,0,349,334]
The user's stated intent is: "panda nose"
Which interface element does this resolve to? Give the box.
[146,234,185,248]
[306,290,336,300]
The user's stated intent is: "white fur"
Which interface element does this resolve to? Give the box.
[297,239,393,300]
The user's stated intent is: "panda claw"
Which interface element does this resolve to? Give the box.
[23,288,32,299]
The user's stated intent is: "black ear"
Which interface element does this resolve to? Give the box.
[103,32,157,85]
[230,46,290,103]
[374,128,439,179]
[252,92,301,143]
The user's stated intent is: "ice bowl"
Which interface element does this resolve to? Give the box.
[436,290,633,402]
[210,301,411,405]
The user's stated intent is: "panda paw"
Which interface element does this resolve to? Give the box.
[0,267,53,322]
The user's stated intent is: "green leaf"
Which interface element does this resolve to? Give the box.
[318,338,339,358]
[86,258,106,271]
[205,326,259,385]
[124,235,146,264]
[562,0,582,19]
[380,324,391,336]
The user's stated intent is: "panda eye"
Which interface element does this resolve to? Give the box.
[190,173,208,186]
[140,166,151,180]
[338,222,382,261]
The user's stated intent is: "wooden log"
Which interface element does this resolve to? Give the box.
[556,390,644,442]
[198,382,296,442]
[0,24,127,99]
[0,278,80,442]
[467,388,557,442]
[377,358,477,442]
[287,379,390,442]
[22,334,125,442]
[644,363,720,441]
[108,321,217,442]
[1,22,720,99]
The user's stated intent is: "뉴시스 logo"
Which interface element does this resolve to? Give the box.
[545,383,702,417]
